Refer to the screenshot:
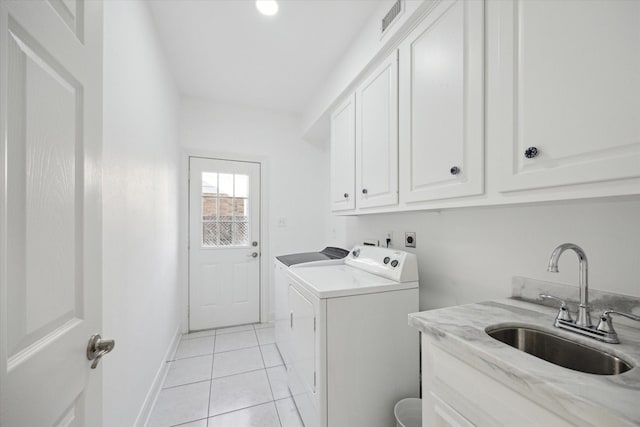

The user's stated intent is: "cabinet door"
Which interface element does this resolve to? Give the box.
[399,0,484,203]
[356,50,399,209]
[494,0,640,192]
[431,393,475,427]
[330,94,356,211]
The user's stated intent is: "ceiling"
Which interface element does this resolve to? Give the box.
[148,0,381,114]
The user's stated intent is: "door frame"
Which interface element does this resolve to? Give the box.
[181,150,268,332]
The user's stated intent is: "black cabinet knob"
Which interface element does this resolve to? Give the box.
[450,166,460,175]
[524,146,539,159]
[343,193,349,198]
[362,188,368,194]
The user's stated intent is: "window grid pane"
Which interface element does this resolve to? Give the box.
[201,172,251,247]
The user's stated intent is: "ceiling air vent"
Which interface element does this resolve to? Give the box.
[381,0,402,34]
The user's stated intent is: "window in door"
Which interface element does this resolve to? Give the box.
[201,172,250,247]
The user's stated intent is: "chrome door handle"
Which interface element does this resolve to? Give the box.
[248,252,258,258]
[87,334,115,369]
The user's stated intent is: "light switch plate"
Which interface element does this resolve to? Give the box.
[405,232,416,248]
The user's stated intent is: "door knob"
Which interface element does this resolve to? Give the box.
[248,252,259,258]
[87,334,115,369]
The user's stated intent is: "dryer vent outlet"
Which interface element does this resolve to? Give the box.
[405,232,416,248]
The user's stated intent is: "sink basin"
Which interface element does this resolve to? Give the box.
[486,326,632,375]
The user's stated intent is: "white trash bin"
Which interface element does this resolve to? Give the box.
[394,398,422,427]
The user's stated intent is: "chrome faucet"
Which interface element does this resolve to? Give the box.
[547,243,592,327]
[542,243,640,344]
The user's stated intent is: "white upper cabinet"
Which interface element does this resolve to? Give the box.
[330,94,356,211]
[494,0,640,192]
[356,50,399,209]
[399,0,484,204]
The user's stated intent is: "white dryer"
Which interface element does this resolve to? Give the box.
[276,246,420,427]
[274,247,349,372]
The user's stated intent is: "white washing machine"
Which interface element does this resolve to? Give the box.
[275,246,420,427]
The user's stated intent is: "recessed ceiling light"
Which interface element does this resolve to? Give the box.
[256,0,279,16]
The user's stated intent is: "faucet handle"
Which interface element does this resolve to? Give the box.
[596,310,640,334]
[539,294,573,323]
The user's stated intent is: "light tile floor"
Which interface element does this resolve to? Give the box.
[148,324,304,427]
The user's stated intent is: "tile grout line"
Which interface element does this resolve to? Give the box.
[172,336,216,361]
[172,344,258,363]
[162,378,211,391]
[214,343,259,355]
[208,400,280,422]
[255,328,283,427]
[163,396,294,426]
[162,365,274,391]
[207,334,216,423]
[182,324,273,341]
[167,352,214,364]
[169,416,208,427]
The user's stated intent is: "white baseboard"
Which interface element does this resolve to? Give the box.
[134,325,181,427]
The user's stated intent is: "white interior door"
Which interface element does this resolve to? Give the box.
[0,1,104,426]
[189,157,261,330]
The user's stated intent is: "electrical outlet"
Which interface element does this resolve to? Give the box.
[405,232,416,248]
[384,231,393,248]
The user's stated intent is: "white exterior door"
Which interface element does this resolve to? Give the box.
[0,1,104,426]
[189,157,261,330]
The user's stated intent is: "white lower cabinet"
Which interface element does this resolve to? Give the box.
[421,335,574,427]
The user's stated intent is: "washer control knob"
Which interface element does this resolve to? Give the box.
[352,249,360,258]
[383,257,390,264]
[390,260,399,268]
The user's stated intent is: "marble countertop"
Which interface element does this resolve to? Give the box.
[409,299,640,426]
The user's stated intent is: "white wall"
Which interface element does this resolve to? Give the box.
[179,97,329,322]
[103,2,181,426]
[302,0,430,139]
[328,198,640,310]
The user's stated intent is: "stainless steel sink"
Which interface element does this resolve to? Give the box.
[486,326,633,375]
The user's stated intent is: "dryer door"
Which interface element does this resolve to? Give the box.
[288,285,318,426]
